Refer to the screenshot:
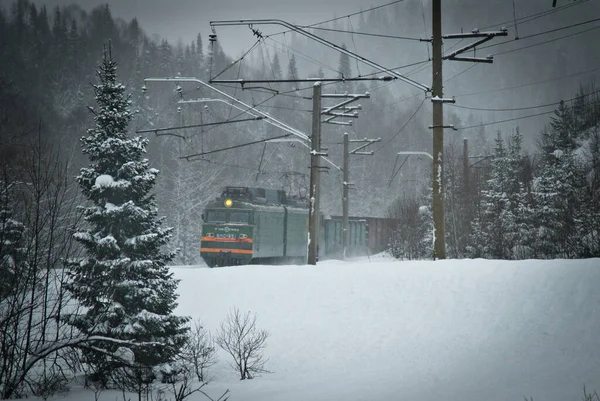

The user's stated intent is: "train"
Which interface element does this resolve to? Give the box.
[200,186,396,267]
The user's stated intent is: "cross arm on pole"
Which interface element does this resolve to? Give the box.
[350,138,381,154]
[442,29,508,62]
[397,151,434,160]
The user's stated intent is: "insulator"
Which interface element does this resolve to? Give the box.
[175,84,183,94]
[177,106,182,113]
[209,33,217,42]
[141,84,147,93]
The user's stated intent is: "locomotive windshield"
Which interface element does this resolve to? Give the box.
[206,210,227,223]
[229,211,250,224]
[205,210,250,224]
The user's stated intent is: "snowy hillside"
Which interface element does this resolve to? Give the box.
[170,257,600,401]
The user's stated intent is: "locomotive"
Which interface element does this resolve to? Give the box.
[200,187,311,267]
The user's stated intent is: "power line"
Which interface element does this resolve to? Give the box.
[375,96,427,152]
[135,116,264,135]
[479,16,600,52]
[493,24,600,56]
[444,64,478,83]
[307,0,405,28]
[449,89,600,112]
[182,134,291,159]
[303,25,422,41]
[480,0,590,31]
[453,65,600,97]
[264,0,406,39]
[457,109,558,130]
[456,97,600,130]
[191,157,296,174]
[264,37,342,76]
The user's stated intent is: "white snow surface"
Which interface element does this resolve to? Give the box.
[25,256,600,401]
[173,257,600,401]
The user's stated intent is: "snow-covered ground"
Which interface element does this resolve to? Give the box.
[37,256,600,401]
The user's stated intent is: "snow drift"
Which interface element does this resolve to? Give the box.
[171,257,600,401]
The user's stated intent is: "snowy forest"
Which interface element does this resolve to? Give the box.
[1,0,600,399]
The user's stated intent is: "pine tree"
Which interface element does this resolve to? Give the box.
[337,44,353,93]
[286,54,298,91]
[532,149,582,258]
[0,180,27,299]
[158,39,173,76]
[548,100,577,151]
[468,131,514,259]
[195,32,204,78]
[65,46,189,386]
[271,53,282,80]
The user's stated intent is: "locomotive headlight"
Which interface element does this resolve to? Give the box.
[224,199,233,208]
[239,233,248,239]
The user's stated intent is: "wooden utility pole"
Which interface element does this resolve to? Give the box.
[342,133,349,259]
[463,138,469,196]
[308,83,322,265]
[432,0,446,260]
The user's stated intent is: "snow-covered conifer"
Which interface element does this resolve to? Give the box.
[65,46,188,386]
[0,181,27,298]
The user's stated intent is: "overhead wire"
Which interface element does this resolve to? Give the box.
[302,25,423,42]
[347,17,362,76]
[478,16,600,53]
[479,0,590,31]
[453,65,600,98]
[264,37,342,77]
[449,88,600,112]
[492,24,600,56]
[456,98,600,130]
[444,64,478,83]
[182,134,292,159]
[210,38,262,81]
[304,0,405,29]
[374,96,427,152]
[457,109,562,130]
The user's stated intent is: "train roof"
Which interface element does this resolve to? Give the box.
[210,186,308,208]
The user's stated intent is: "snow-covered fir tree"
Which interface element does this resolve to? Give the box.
[467,130,531,259]
[533,133,584,258]
[65,46,189,386]
[0,181,27,298]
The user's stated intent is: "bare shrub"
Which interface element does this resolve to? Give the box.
[155,360,229,401]
[215,308,270,380]
[31,369,69,401]
[183,319,218,383]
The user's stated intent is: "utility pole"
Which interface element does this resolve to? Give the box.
[428,7,506,260]
[463,138,469,197]
[308,82,323,265]
[343,133,349,260]
[431,0,446,260]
